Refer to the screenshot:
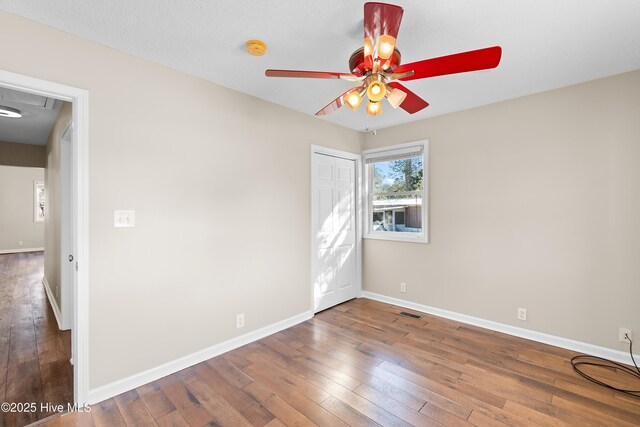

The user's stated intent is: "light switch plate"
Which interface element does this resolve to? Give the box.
[114,210,135,228]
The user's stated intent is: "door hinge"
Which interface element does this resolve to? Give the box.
[75,261,78,272]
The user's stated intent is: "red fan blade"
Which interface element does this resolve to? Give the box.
[396,46,502,81]
[363,2,404,69]
[265,70,357,79]
[388,82,429,114]
[315,87,361,116]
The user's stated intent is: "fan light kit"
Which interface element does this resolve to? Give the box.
[0,105,22,118]
[265,2,502,117]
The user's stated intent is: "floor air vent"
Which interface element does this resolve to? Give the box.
[399,311,421,319]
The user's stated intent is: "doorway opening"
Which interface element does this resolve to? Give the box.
[0,69,89,406]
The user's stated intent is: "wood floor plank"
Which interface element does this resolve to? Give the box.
[31,410,96,427]
[191,362,275,425]
[156,376,215,426]
[279,328,366,362]
[237,401,278,427]
[0,252,72,427]
[154,410,189,427]
[326,346,385,368]
[378,357,507,411]
[320,396,380,427]
[247,358,331,404]
[553,376,640,414]
[397,335,470,365]
[318,381,412,427]
[271,333,444,420]
[419,401,475,427]
[458,369,553,405]
[222,349,253,369]
[467,410,510,427]
[34,297,640,427]
[338,309,412,337]
[206,356,254,389]
[243,382,317,426]
[185,377,253,426]
[40,359,74,408]
[263,418,287,427]
[37,336,69,366]
[551,394,640,427]
[242,363,349,427]
[353,383,447,426]
[137,382,176,420]
[318,351,436,407]
[4,358,43,424]
[91,399,128,427]
[114,389,157,427]
[302,319,362,348]
[501,400,572,427]
[518,348,574,373]
[464,350,560,385]
[260,346,359,399]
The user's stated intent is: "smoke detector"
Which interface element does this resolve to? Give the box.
[246,40,267,56]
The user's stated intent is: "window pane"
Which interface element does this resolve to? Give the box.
[372,194,422,233]
[373,156,423,193]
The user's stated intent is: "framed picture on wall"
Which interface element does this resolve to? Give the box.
[34,181,45,222]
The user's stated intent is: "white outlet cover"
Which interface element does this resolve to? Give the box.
[517,308,527,321]
[114,210,135,228]
[619,328,632,342]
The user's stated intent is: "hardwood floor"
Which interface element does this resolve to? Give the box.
[35,298,640,426]
[0,251,73,427]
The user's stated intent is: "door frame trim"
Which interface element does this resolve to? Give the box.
[0,69,90,404]
[310,145,362,313]
[60,121,73,330]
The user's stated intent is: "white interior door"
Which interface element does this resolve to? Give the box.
[312,152,357,312]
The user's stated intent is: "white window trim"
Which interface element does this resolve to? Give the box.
[363,140,429,244]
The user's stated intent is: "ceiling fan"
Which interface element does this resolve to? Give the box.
[265,2,502,117]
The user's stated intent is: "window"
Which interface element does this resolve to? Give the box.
[34,181,45,223]
[363,141,428,243]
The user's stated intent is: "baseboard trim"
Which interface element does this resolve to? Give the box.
[87,309,314,405]
[0,247,44,254]
[42,276,62,330]
[361,291,639,366]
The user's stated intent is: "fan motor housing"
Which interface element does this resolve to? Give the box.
[349,47,402,75]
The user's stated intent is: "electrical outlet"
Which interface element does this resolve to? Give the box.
[517,307,527,321]
[236,313,245,329]
[18,241,23,246]
[619,328,632,343]
[400,282,407,293]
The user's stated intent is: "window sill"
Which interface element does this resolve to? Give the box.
[363,232,428,244]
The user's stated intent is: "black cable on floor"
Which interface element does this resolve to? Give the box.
[570,333,640,398]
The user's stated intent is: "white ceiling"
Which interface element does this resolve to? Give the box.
[1,0,639,132]
[0,87,62,145]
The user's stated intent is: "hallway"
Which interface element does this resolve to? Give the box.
[0,251,72,426]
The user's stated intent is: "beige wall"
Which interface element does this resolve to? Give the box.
[363,70,640,352]
[0,165,44,251]
[0,12,362,389]
[44,101,72,309]
[0,140,46,168]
